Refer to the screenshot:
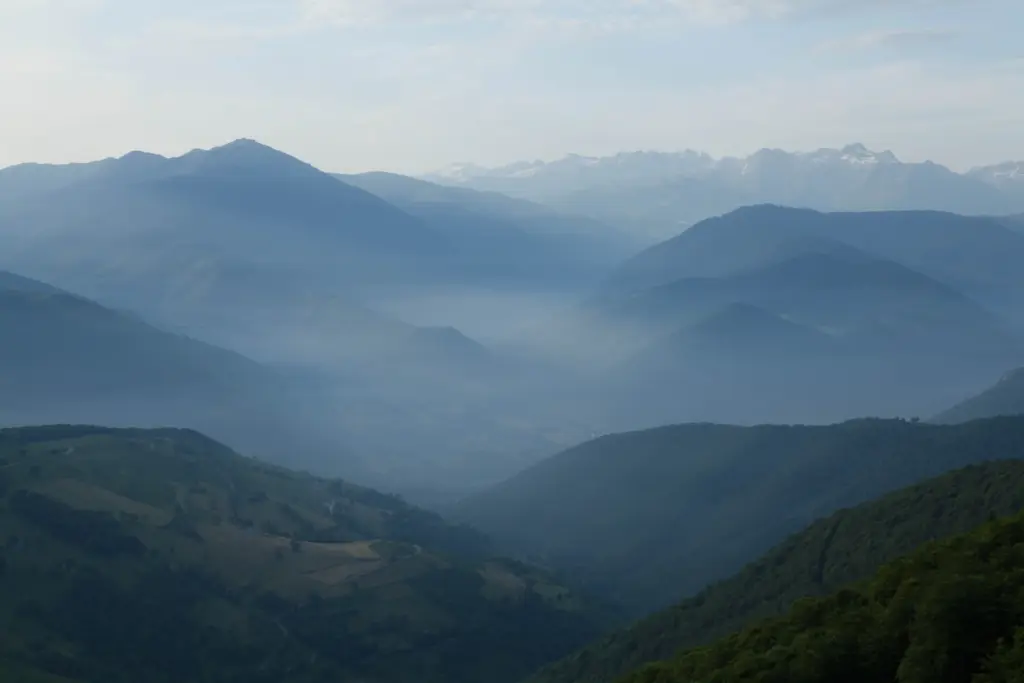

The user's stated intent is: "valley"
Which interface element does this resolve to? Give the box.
[8,0,1024,679]
[4,138,1024,683]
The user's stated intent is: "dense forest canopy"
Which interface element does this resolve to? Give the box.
[618,505,1024,683]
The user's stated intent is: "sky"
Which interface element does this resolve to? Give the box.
[1,0,1020,173]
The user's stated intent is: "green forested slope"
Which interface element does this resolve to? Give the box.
[0,426,610,683]
[524,460,1024,683]
[620,504,1024,683]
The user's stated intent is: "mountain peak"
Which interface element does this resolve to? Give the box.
[117,150,166,163]
[807,143,900,165]
[215,137,274,152]
[968,160,1024,183]
[203,138,293,160]
[750,147,791,160]
[171,139,323,179]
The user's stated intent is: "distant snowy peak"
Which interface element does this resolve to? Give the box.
[803,143,901,166]
[841,143,900,165]
[425,144,904,185]
[426,162,493,182]
[969,161,1024,185]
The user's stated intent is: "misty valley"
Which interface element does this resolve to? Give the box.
[4,140,1024,683]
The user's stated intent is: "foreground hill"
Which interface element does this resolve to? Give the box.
[933,368,1024,424]
[525,460,1024,683]
[619,496,1024,683]
[456,417,1024,614]
[0,426,611,683]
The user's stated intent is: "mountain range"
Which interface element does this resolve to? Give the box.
[336,171,641,285]
[530,205,1024,429]
[6,140,1024,499]
[0,139,453,356]
[0,142,613,495]
[7,136,1024,683]
[425,144,1024,240]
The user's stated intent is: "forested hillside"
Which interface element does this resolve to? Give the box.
[525,460,1024,683]
[619,503,1024,683]
[0,426,611,683]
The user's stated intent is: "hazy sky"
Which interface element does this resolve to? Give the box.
[1,0,1019,173]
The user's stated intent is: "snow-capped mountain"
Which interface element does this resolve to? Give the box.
[969,161,1024,186]
[423,150,718,197]
[808,143,901,166]
[424,144,1024,240]
[426,143,906,189]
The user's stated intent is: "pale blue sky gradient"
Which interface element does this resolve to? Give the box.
[1,0,1020,172]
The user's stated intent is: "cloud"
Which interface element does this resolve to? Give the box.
[817,27,957,53]
[111,0,979,51]
[298,0,546,26]
[294,0,973,29]
[660,0,971,23]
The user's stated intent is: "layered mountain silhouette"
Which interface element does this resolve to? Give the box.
[8,143,1024,496]
[603,205,1024,308]
[524,206,1024,427]
[337,171,640,285]
[7,135,1024,683]
[0,271,356,474]
[427,145,1024,239]
[0,139,455,355]
[455,417,1024,614]
[604,246,1006,347]
[0,141,599,493]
